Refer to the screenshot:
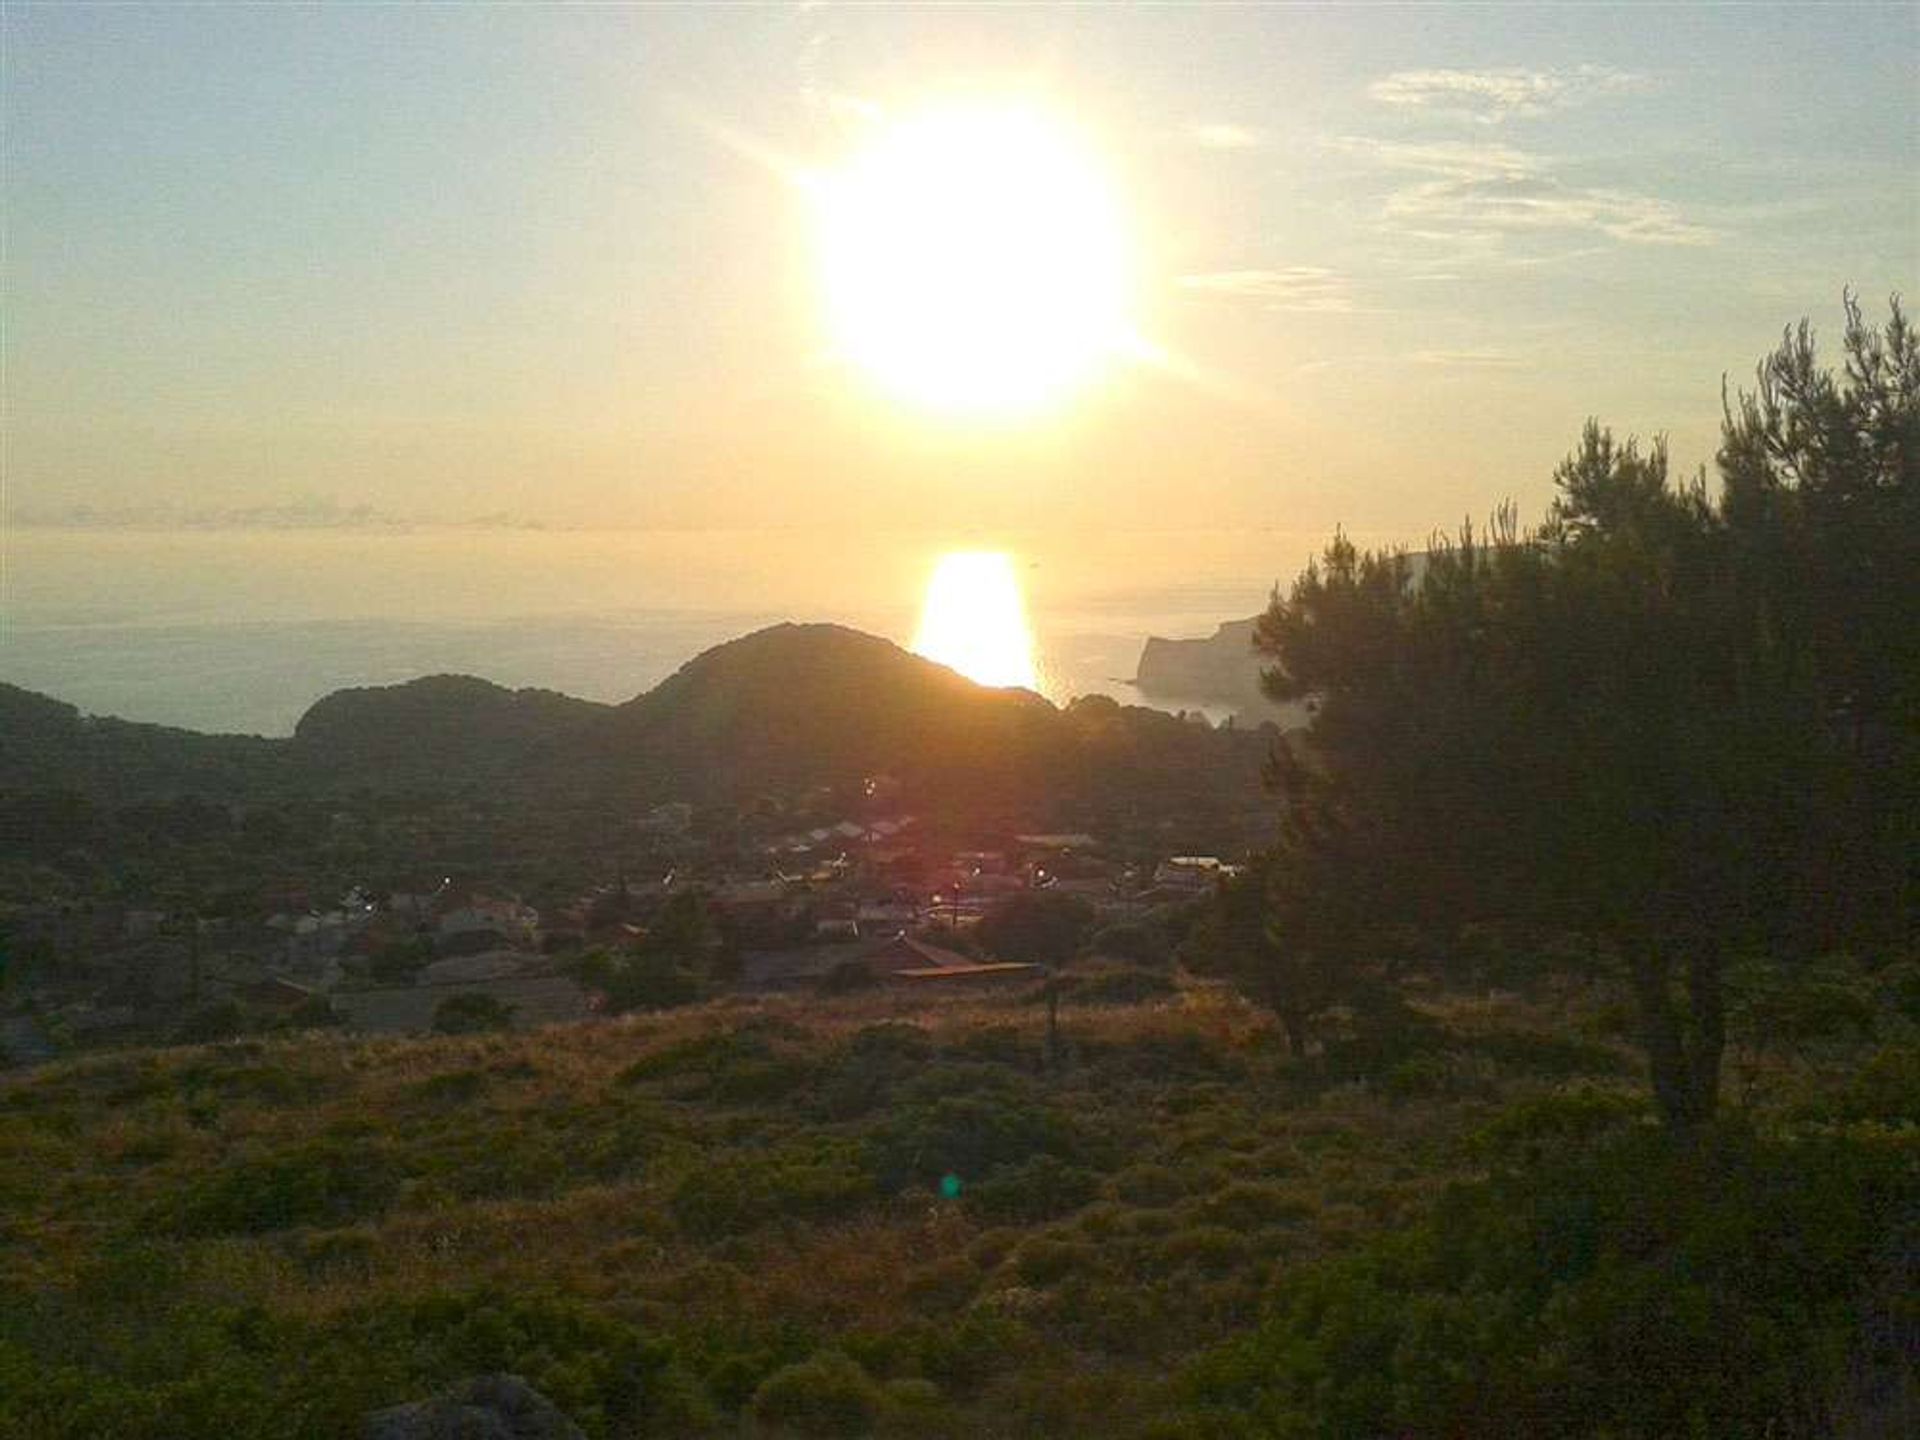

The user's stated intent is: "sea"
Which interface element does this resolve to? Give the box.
[2,527,1347,737]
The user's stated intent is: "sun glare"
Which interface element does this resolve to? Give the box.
[815,99,1135,418]
[911,551,1039,689]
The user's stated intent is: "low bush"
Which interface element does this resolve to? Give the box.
[169,1140,400,1235]
[1466,1027,1629,1079]
[864,1090,1084,1195]
[1182,1123,1913,1438]
[965,1154,1103,1225]
[1832,1044,1920,1123]
[407,1068,489,1106]
[1189,1181,1312,1233]
[1011,1234,1101,1287]
[749,1349,885,1436]
[1109,1163,1190,1208]
[813,1022,932,1120]
[432,992,514,1035]
[1153,1225,1250,1278]
[1069,967,1179,1006]
[903,1256,982,1314]
[1089,921,1175,968]
[671,1140,875,1240]
[619,1026,815,1102]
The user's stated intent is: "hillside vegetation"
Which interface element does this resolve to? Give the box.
[3,967,1911,1439]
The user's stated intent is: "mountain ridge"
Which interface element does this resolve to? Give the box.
[0,623,1276,819]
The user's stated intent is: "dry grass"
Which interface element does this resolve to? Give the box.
[15,968,1876,1438]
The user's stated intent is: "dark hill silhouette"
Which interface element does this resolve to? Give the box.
[0,681,283,800]
[601,623,1062,803]
[0,624,1275,826]
[294,674,607,781]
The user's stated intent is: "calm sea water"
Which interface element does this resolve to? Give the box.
[2,528,1338,736]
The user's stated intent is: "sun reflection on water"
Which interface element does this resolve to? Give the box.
[910,551,1039,690]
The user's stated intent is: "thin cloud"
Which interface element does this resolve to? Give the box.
[1337,136,1715,248]
[1409,348,1523,368]
[1369,66,1647,124]
[1175,266,1354,311]
[1293,348,1525,375]
[1188,122,1262,150]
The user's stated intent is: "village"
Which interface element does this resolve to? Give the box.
[0,779,1245,1062]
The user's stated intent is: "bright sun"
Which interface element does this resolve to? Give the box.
[815,99,1134,418]
[911,551,1039,689]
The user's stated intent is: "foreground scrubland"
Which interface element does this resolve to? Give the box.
[4,969,1912,1439]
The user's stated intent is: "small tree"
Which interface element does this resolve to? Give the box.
[976,891,1096,967]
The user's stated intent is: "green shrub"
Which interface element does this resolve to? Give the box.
[1833,1044,1920,1122]
[1110,1163,1190,1208]
[1383,1052,1453,1099]
[1467,1027,1629,1078]
[903,1256,981,1314]
[749,1349,885,1436]
[912,1311,1037,1393]
[966,1154,1103,1224]
[1474,1088,1649,1165]
[175,1057,328,1106]
[671,1140,875,1240]
[170,1140,400,1234]
[295,1226,378,1279]
[944,1025,1037,1067]
[1316,985,1446,1084]
[408,1067,489,1106]
[1189,1181,1312,1233]
[881,1376,944,1413]
[432,992,514,1034]
[1070,967,1179,1006]
[1182,1125,1913,1438]
[618,1027,813,1102]
[1154,1225,1250,1277]
[1084,1029,1244,1084]
[1011,1234,1101,1287]
[813,1023,932,1120]
[966,1227,1021,1270]
[365,1290,710,1438]
[864,1090,1083,1194]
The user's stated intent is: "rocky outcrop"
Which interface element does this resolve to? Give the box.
[1135,618,1267,709]
[1135,617,1312,727]
[363,1374,585,1440]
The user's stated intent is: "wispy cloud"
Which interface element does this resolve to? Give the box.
[1175,266,1354,311]
[1408,348,1523,369]
[1338,136,1715,248]
[1369,66,1646,124]
[1188,122,1262,150]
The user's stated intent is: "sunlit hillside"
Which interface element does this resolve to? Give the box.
[4,968,1911,1438]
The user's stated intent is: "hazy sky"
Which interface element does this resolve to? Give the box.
[6,3,1915,542]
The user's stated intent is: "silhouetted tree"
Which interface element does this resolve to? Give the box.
[1248,296,1917,1131]
[976,891,1096,967]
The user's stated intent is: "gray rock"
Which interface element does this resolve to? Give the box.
[363,1374,586,1440]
